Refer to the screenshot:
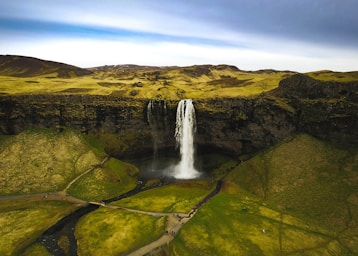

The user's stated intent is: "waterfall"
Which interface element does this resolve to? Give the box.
[174,99,200,179]
[147,100,157,154]
[147,100,168,157]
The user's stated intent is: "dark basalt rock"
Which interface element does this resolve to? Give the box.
[276,74,358,145]
[278,73,358,100]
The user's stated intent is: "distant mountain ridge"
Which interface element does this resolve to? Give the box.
[0,55,92,78]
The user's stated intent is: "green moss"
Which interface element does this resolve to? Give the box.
[306,70,358,82]
[226,134,357,230]
[113,181,214,213]
[0,67,295,99]
[21,243,51,256]
[75,207,166,255]
[173,187,338,255]
[0,129,101,195]
[67,158,138,201]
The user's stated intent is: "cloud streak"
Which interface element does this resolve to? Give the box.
[1,0,358,71]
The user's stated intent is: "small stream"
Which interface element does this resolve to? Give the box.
[22,178,170,256]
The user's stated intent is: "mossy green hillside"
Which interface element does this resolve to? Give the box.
[68,158,138,201]
[226,134,357,231]
[306,70,358,82]
[0,129,102,195]
[75,207,166,256]
[172,186,346,255]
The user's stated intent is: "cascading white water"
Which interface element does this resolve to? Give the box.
[174,99,200,179]
[147,100,157,154]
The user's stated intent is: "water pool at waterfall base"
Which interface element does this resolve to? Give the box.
[125,152,235,180]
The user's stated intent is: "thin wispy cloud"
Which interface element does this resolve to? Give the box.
[1,0,358,71]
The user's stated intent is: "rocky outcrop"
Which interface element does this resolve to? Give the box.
[276,74,358,145]
[278,73,358,100]
[0,74,356,156]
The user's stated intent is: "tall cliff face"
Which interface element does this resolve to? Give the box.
[194,97,297,155]
[0,74,356,156]
[0,95,155,155]
[0,95,296,156]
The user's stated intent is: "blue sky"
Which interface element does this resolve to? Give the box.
[1,0,358,71]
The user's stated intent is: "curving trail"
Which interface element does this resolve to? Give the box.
[0,191,88,205]
[90,201,198,256]
[62,155,110,194]
[124,180,222,256]
[126,211,197,256]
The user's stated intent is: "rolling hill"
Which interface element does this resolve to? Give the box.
[0,55,92,78]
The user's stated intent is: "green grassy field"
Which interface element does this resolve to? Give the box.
[172,188,344,255]
[0,65,295,99]
[1,64,357,101]
[226,134,357,231]
[112,181,215,213]
[0,129,101,195]
[306,70,358,82]
[75,208,166,255]
[68,158,138,201]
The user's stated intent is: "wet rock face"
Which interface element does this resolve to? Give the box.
[0,74,356,156]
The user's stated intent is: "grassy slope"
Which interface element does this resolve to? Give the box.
[0,55,92,78]
[0,129,101,195]
[68,158,138,201]
[306,70,358,82]
[75,208,166,255]
[112,181,215,213]
[171,134,358,255]
[227,134,357,230]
